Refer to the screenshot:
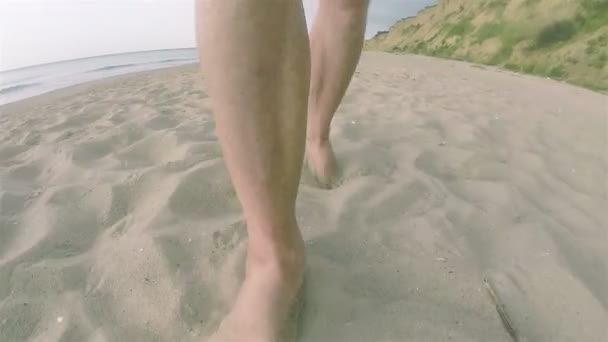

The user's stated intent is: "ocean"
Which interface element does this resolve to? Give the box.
[0,49,198,106]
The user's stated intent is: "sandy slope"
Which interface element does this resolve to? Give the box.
[0,52,606,342]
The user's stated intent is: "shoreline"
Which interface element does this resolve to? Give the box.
[0,48,197,74]
[0,63,199,115]
[0,49,198,108]
[4,50,605,116]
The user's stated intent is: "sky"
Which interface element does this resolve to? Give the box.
[0,0,434,71]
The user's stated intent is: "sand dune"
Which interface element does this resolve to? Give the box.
[0,52,606,342]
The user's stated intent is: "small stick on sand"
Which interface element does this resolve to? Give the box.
[483,277,519,342]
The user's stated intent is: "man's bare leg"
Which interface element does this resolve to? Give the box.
[195,0,309,340]
[306,0,370,186]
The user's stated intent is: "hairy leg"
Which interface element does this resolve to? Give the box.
[307,0,370,186]
[195,0,310,340]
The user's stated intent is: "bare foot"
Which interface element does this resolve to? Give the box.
[210,233,305,342]
[306,140,337,188]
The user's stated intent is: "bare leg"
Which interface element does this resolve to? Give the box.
[306,0,370,186]
[195,0,309,340]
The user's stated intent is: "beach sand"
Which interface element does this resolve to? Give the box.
[0,51,606,342]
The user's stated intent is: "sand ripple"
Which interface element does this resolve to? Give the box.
[0,54,606,341]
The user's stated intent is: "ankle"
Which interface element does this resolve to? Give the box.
[306,135,330,149]
[246,226,305,276]
[247,247,305,291]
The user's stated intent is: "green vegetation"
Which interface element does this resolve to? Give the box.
[523,0,541,7]
[522,64,536,74]
[489,45,514,65]
[413,41,428,54]
[589,52,607,69]
[547,64,568,78]
[486,0,509,10]
[515,63,568,79]
[566,56,579,64]
[475,22,529,49]
[535,20,577,48]
[403,24,421,35]
[410,39,459,58]
[444,17,474,37]
[585,33,608,55]
[475,23,504,43]
[433,42,459,57]
[577,0,608,32]
[365,0,608,93]
[531,1,608,49]
[504,62,521,71]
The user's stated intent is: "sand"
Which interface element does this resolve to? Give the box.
[0,51,606,342]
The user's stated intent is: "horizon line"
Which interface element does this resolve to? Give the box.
[0,47,198,73]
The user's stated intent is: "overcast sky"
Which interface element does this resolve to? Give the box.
[0,0,434,71]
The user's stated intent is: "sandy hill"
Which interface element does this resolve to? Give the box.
[365,0,608,92]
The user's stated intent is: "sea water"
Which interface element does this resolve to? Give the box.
[0,48,198,106]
